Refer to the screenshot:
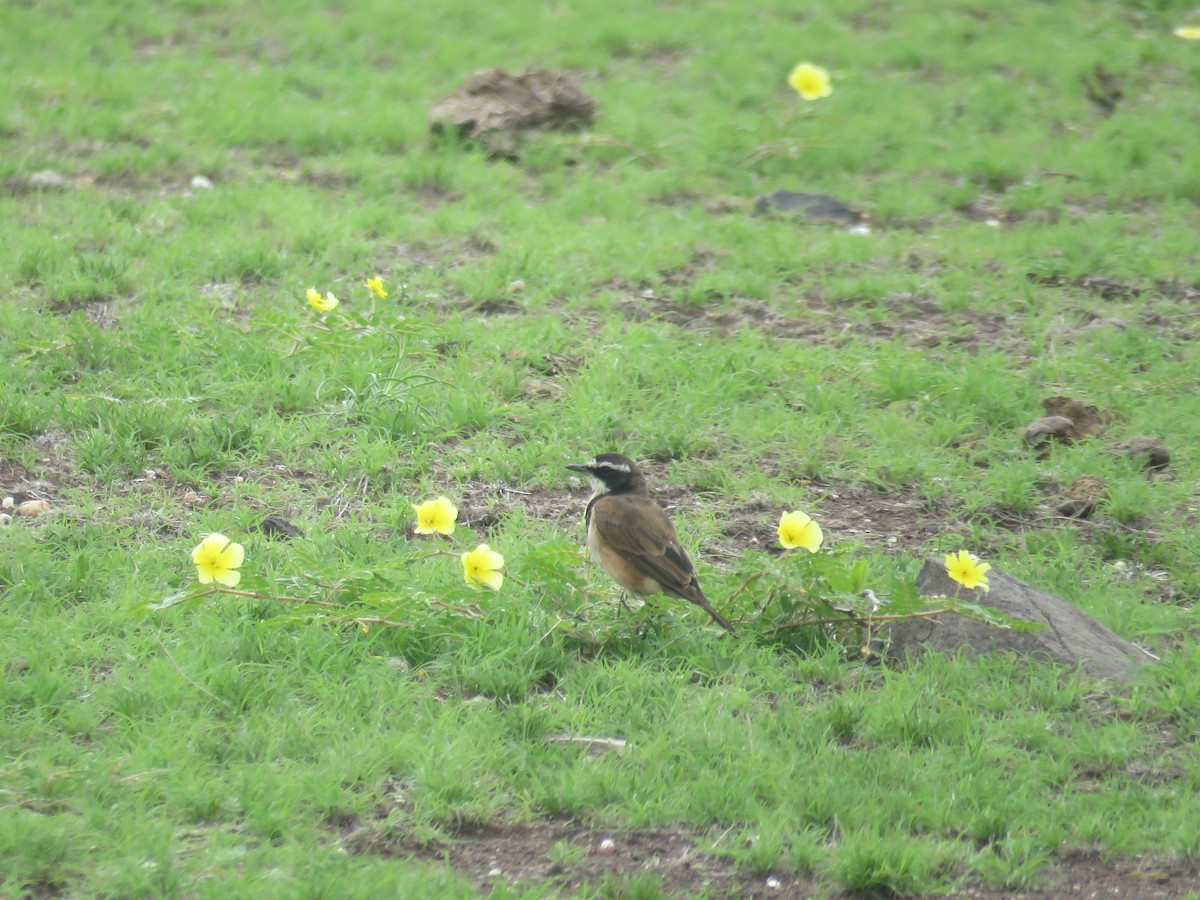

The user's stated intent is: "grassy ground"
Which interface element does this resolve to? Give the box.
[4,0,1200,896]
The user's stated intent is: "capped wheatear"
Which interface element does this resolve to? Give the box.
[566,453,734,633]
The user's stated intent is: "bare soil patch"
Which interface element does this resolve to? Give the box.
[341,813,1200,898]
[344,816,814,897]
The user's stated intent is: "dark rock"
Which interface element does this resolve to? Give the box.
[255,515,306,540]
[1053,498,1097,519]
[879,559,1156,680]
[753,190,862,223]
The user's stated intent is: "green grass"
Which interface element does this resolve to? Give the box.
[4,0,1200,895]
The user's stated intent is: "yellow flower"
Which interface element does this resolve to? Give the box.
[192,532,245,587]
[412,496,458,535]
[778,510,823,552]
[462,543,504,590]
[306,287,338,312]
[787,62,832,101]
[365,276,388,298]
[945,550,991,593]
[1174,25,1200,40]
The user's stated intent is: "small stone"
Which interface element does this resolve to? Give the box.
[29,169,66,188]
[255,515,305,540]
[1078,316,1127,332]
[190,175,213,189]
[2,497,13,510]
[1022,415,1075,449]
[16,499,50,517]
[1054,498,1097,519]
[486,867,503,878]
[596,837,616,855]
[767,876,782,889]
[0,513,11,526]
[508,279,525,293]
[233,475,244,484]
[754,190,862,224]
[847,223,872,235]
[985,218,1001,228]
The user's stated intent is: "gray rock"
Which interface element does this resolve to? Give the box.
[753,190,862,223]
[879,559,1156,680]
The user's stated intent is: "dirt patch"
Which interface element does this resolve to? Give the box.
[842,290,1019,352]
[967,858,1200,900]
[390,233,498,270]
[620,292,833,342]
[341,813,1200,898]
[614,285,1026,354]
[345,816,813,897]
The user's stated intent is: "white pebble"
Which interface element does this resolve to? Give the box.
[30,169,66,188]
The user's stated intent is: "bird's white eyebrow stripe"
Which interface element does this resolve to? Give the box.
[593,460,631,473]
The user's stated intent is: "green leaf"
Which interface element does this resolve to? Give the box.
[133,587,212,614]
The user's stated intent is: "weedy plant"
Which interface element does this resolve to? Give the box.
[144,468,1035,660]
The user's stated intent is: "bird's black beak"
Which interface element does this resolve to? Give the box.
[565,463,590,474]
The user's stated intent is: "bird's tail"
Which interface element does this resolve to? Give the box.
[690,591,735,634]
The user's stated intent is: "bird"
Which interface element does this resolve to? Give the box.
[566,453,735,633]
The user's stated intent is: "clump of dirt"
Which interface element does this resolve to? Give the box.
[1022,395,1108,451]
[428,67,597,158]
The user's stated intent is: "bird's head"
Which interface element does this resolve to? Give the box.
[566,452,648,497]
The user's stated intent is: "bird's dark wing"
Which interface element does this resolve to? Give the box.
[591,495,699,595]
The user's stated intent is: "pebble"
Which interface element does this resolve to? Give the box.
[16,499,50,517]
[29,169,66,188]
[190,175,213,189]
